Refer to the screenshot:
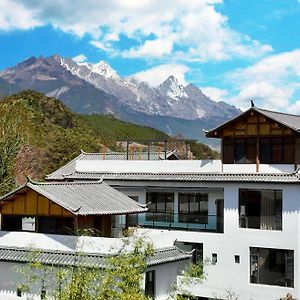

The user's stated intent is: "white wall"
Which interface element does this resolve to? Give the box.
[146,263,182,300]
[175,183,300,300]
[117,181,300,300]
[0,260,186,300]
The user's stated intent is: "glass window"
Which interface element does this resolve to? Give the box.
[235,255,240,264]
[146,192,174,222]
[212,253,217,264]
[250,247,294,287]
[127,196,139,226]
[223,137,295,164]
[179,193,208,224]
[145,270,155,298]
[223,139,234,164]
[239,189,282,230]
[223,138,257,164]
[260,137,295,164]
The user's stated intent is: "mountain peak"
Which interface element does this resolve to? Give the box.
[159,75,187,100]
[81,60,120,80]
[162,75,179,85]
[52,54,63,63]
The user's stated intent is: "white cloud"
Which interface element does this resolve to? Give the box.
[90,40,115,54]
[225,50,300,111]
[124,38,174,58]
[72,54,87,63]
[7,0,272,62]
[131,64,190,87]
[104,33,119,42]
[200,87,229,102]
[0,0,40,30]
[287,100,300,114]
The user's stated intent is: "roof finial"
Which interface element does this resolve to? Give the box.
[251,100,255,108]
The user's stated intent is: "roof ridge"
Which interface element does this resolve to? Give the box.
[72,171,297,176]
[0,245,109,257]
[46,152,85,178]
[29,180,104,186]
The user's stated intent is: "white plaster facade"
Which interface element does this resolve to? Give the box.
[96,165,300,300]
[1,158,300,299]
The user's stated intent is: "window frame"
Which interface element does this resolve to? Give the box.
[239,189,282,231]
[145,270,155,298]
[178,193,208,224]
[146,192,174,222]
[250,247,294,287]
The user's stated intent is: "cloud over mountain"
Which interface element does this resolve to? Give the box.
[1,0,272,62]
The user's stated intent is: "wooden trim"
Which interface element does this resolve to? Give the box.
[256,137,259,172]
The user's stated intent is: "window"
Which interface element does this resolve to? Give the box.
[146,192,174,222]
[212,253,217,264]
[38,217,74,234]
[145,270,155,298]
[260,137,294,164]
[223,137,295,164]
[223,138,256,164]
[22,217,36,231]
[178,193,208,224]
[235,255,240,264]
[250,247,294,287]
[2,216,36,232]
[175,242,203,265]
[239,189,282,230]
[127,196,139,226]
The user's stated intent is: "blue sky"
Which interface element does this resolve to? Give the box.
[1,0,300,112]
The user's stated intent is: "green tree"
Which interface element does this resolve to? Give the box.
[16,234,154,300]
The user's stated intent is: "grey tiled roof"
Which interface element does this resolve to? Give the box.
[60,171,300,184]
[148,247,191,266]
[0,246,106,268]
[255,107,300,132]
[0,246,191,268]
[206,106,300,136]
[0,181,147,215]
[46,150,178,180]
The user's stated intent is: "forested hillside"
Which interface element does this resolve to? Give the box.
[0,90,218,196]
[0,90,167,195]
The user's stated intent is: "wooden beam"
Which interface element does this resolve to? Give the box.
[256,137,260,173]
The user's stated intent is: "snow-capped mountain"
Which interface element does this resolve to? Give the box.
[158,75,188,101]
[81,61,120,80]
[56,56,239,120]
[0,55,240,144]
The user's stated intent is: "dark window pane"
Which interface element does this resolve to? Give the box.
[179,193,208,224]
[250,247,294,287]
[145,270,155,298]
[239,189,282,230]
[235,144,245,163]
[260,143,272,163]
[283,144,294,163]
[246,144,256,164]
[146,192,174,222]
[223,144,234,163]
[272,144,282,163]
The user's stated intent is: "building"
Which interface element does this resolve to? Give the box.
[0,181,191,299]
[46,106,300,300]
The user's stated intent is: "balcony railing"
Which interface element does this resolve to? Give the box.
[131,212,224,233]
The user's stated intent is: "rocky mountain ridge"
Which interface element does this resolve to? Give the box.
[58,56,239,121]
[0,55,240,145]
